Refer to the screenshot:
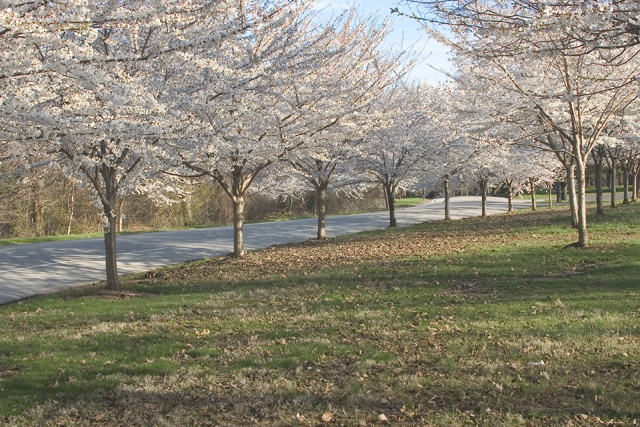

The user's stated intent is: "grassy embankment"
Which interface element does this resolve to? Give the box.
[1,203,639,425]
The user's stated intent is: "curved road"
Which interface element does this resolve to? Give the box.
[0,196,530,305]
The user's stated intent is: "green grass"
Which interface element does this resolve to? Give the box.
[586,185,628,194]
[1,204,639,425]
[394,197,427,207]
[0,232,105,246]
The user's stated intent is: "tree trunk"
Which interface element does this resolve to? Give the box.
[529,178,537,211]
[622,170,630,205]
[316,185,327,239]
[546,183,553,208]
[66,183,75,235]
[574,152,589,248]
[100,160,120,290]
[103,208,119,290]
[555,181,562,203]
[480,180,487,217]
[386,183,397,227]
[633,171,639,202]
[233,195,245,257]
[443,176,451,220]
[507,183,513,213]
[594,147,605,215]
[566,163,578,228]
[610,159,617,208]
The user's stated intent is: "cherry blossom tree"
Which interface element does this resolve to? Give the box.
[620,145,640,204]
[418,83,504,220]
[356,84,433,227]
[473,165,498,217]
[287,12,407,239]
[288,122,368,240]
[462,142,503,217]
[428,137,476,220]
[164,3,401,255]
[602,107,640,205]
[0,0,269,288]
[405,0,640,247]
[492,145,557,213]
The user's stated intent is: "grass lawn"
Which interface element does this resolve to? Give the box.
[1,204,639,425]
[394,197,427,208]
[0,232,106,246]
[0,225,225,247]
[586,185,627,194]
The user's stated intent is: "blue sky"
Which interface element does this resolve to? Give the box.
[312,0,452,84]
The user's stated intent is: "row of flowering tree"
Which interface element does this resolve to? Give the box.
[4,0,638,290]
[0,1,417,288]
[1,0,220,287]
[401,0,640,248]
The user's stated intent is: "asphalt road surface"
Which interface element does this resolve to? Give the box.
[0,196,531,305]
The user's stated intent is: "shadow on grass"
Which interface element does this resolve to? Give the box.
[2,204,639,423]
[4,356,637,424]
[0,331,184,414]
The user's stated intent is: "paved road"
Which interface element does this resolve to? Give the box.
[0,196,530,305]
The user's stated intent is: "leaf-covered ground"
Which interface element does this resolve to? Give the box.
[1,204,639,426]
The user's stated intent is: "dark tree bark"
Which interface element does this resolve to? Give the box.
[443,175,451,220]
[305,162,337,240]
[623,171,630,204]
[506,181,514,213]
[529,178,537,211]
[103,208,119,289]
[593,146,605,215]
[621,156,634,205]
[479,178,488,217]
[385,183,397,227]
[101,163,120,290]
[610,157,618,209]
[555,181,563,203]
